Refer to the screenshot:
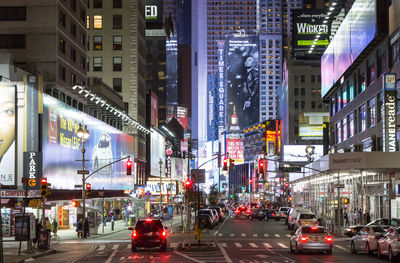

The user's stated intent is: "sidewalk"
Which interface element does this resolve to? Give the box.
[3,216,185,263]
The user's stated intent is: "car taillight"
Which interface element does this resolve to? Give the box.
[298,220,301,225]
[272,213,275,216]
[311,226,318,230]
[235,209,240,213]
[145,218,153,222]
[246,210,251,213]
[132,230,137,238]
[325,236,333,243]
[162,231,166,237]
[300,235,308,242]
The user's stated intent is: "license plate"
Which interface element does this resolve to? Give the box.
[201,219,206,222]
[306,221,310,224]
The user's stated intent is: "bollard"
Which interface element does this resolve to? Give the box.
[111,220,115,231]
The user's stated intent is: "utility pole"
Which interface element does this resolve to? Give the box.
[159,158,163,217]
[76,124,90,220]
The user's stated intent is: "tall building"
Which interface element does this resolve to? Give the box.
[87,0,147,171]
[0,0,87,107]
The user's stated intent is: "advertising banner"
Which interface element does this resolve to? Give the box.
[283,145,324,162]
[226,138,244,162]
[150,128,166,177]
[217,41,226,126]
[292,10,330,58]
[207,74,219,141]
[145,0,163,27]
[166,38,178,105]
[383,73,397,152]
[150,91,158,127]
[227,36,259,131]
[0,85,15,186]
[42,95,134,190]
[166,105,188,130]
[23,152,42,190]
[299,112,330,139]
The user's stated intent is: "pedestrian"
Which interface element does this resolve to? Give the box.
[365,212,371,224]
[52,219,58,238]
[76,218,83,238]
[344,211,349,227]
[33,219,41,249]
[83,218,90,238]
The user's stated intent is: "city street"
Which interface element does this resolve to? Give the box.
[25,217,388,263]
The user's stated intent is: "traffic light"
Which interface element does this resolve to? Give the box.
[229,159,235,170]
[40,178,47,198]
[288,196,292,202]
[258,159,264,174]
[249,179,252,183]
[285,182,289,188]
[85,183,92,198]
[126,158,133,175]
[72,200,80,207]
[343,197,349,204]
[223,158,228,171]
[184,178,192,188]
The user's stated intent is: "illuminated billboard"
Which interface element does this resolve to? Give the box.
[150,128,166,177]
[292,10,330,58]
[283,145,324,163]
[42,95,134,190]
[226,138,244,163]
[145,0,163,27]
[321,0,376,97]
[227,36,259,131]
[299,112,329,139]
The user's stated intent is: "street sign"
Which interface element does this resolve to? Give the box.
[74,184,83,188]
[335,184,345,188]
[191,169,205,183]
[279,166,302,173]
[77,170,89,175]
[190,160,195,169]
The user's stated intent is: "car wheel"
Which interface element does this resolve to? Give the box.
[366,242,372,255]
[326,249,332,255]
[389,247,394,262]
[259,218,263,221]
[295,243,301,254]
[249,216,253,221]
[289,241,294,253]
[351,241,356,254]
[160,242,167,252]
[131,244,137,252]
[377,245,382,259]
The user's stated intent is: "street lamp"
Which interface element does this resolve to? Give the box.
[77,124,90,220]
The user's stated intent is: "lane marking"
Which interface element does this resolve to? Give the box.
[335,244,347,251]
[275,234,280,238]
[264,234,269,237]
[286,234,291,238]
[241,233,246,237]
[235,242,242,248]
[249,243,258,248]
[217,243,233,263]
[220,242,227,248]
[174,251,204,263]
[213,216,229,237]
[218,233,223,237]
[263,243,272,249]
[105,249,117,263]
[230,233,234,237]
[277,243,288,248]
[253,234,258,237]
[98,245,105,251]
[112,244,119,250]
[68,245,97,263]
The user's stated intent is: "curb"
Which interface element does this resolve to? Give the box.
[17,249,57,263]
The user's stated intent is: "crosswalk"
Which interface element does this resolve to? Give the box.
[214,233,293,238]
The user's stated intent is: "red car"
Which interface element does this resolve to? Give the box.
[235,206,251,219]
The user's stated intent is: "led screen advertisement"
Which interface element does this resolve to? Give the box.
[145,0,163,27]
[292,10,330,58]
[299,112,330,139]
[227,36,260,131]
[0,86,15,185]
[321,0,376,97]
[283,145,324,163]
[150,128,166,177]
[42,95,134,190]
[226,138,244,163]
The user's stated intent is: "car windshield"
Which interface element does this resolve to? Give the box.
[391,219,400,226]
[300,214,316,219]
[302,227,326,233]
[135,220,163,233]
[280,208,289,212]
[372,226,385,232]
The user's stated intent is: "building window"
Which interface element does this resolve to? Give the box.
[113,36,122,50]
[70,22,76,37]
[301,75,305,83]
[113,78,122,92]
[342,118,347,141]
[301,88,305,95]
[93,36,102,50]
[93,0,102,8]
[301,101,305,108]
[71,72,76,84]
[80,8,86,22]
[113,57,122,71]
[80,32,86,46]
[113,0,122,8]
[70,48,76,62]
[113,15,122,29]
[93,57,102,71]
[59,11,66,27]
[336,121,342,143]
[311,101,316,108]
[59,38,66,53]
[0,34,26,49]
[0,7,26,21]
[71,0,77,11]
[294,88,299,96]
[294,101,298,109]
[349,113,354,137]
[361,104,367,131]
[158,71,166,80]
[368,98,376,127]
[59,65,66,81]
[93,15,103,29]
[80,55,85,70]
[311,75,316,83]
[86,15,90,29]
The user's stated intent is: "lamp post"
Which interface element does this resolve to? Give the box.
[159,158,163,217]
[77,124,90,220]
[305,145,315,207]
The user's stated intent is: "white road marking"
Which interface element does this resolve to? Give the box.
[97,245,105,251]
[170,242,179,248]
[277,243,288,248]
[263,243,272,248]
[230,233,234,237]
[241,233,246,237]
[213,217,229,237]
[335,245,347,251]
[105,250,117,263]
[235,242,243,248]
[286,234,291,237]
[112,244,119,250]
[264,234,269,237]
[275,234,280,238]
[220,242,227,248]
[217,243,233,263]
[249,243,258,248]
[173,251,203,263]
[218,233,223,237]
[253,234,258,237]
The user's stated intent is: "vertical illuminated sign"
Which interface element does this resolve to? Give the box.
[217,41,225,126]
[383,73,397,152]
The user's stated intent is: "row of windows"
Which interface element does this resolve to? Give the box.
[0,7,26,21]
[61,0,86,24]
[59,10,86,47]
[87,57,122,72]
[294,74,321,83]
[89,0,122,9]
[90,35,122,50]
[87,15,122,30]
[294,100,323,109]
[59,38,86,70]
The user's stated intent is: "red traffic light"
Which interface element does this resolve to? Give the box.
[126,158,133,175]
[285,183,289,188]
[72,200,78,207]
[249,179,253,183]
[41,178,47,184]
[184,179,192,187]
[86,183,91,190]
[127,159,133,167]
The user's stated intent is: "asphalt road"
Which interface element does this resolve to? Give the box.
[30,217,391,263]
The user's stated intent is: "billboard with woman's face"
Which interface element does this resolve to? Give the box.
[0,86,15,185]
[42,95,135,190]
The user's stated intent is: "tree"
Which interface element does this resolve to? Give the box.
[208,184,219,206]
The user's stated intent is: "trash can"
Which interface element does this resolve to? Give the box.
[129,215,136,226]
[38,229,51,250]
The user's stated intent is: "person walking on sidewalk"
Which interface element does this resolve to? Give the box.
[52,219,58,238]
[83,218,90,238]
[76,219,83,238]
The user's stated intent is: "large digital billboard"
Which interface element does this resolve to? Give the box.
[226,138,244,163]
[321,0,376,97]
[299,112,330,140]
[292,10,330,58]
[0,86,15,186]
[227,36,259,131]
[145,0,163,28]
[150,128,166,177]
[42,95,134,190]
[283,145,323,163]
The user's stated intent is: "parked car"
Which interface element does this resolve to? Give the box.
[289,226,333,254]
[367,218,400,228]
[285,208,293,225]
[377,227,400,261]
[209,206,224,222]
[266,209,280,221]
[129,218,168,252]
[345,225,364,237]
[351,225,386,255]
[278,207,291,220]
[294,213,318,230]
[199,209,217,227]
[235,206,251,219]
[195,214,214,229]
[288,207,312,230]
[248,208,267,221]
